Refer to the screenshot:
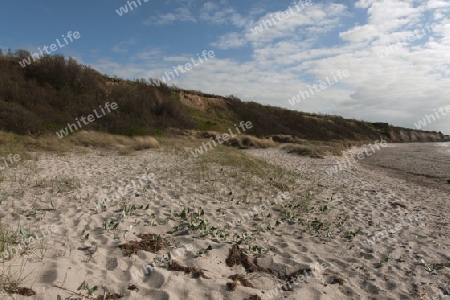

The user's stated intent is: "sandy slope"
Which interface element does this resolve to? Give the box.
[0,144,448,300]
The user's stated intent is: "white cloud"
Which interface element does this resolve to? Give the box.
[145,7,196,25]
[111,39,137,53]
[199,3,247,27]
[145,1,248,27]
[243,3,347,49]
[211,32,246,49]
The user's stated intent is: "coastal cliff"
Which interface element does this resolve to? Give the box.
[0,53,447,143]
[177,90,448,143]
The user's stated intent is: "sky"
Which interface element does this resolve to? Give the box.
[1,0,449,134]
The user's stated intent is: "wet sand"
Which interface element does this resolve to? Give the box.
[360,143,450,192]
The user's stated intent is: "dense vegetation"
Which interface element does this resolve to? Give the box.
[0,49,195,135]
[0,49,445,142]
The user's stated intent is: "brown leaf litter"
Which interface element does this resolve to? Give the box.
[4,287,36,296]
[330,277,345,285]
[95,293,123,299]
[390,202,408,209]
[118,233,169,256]
[168,260,210,279]
[243,295,262,300]
[226,244,267,273]
[226,274,254,291]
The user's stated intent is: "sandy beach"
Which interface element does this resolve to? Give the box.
[360,143,450,192]
[0,142,449,300]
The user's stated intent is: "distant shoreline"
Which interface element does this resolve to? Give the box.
[360,143,450,192]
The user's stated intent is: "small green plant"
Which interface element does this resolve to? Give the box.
[124,126,147,136]
[336,215,349,226]
[122,203,136,217]
[308,218,330,235]
[149,212,156,226]
[266,224,275,232]
[81,230,98,262]
[103,219,119,232]
[99,201,107,212]
[396,255,405,263]
[197,245,213,256]
[344,229,360,240]
[154,252,172,267]
[232,232,255,246]
[249,245,268,255]
[380,254,391,264]
[139,204,150,210]
[50,200,58,211]
[228,191,234,202]
[421,259,445,272]
[19,228,32,239]
[152,129,164,136]
[77,280,98,295]
[172,206,211,234]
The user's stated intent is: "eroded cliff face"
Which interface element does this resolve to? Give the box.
[384,129,447,142]
[178,90,228,112]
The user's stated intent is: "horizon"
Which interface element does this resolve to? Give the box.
[1,0,449,134]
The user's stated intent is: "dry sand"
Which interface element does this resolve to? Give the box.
[0,143,449,300]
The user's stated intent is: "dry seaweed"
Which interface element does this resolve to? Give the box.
[118,233,169,256]
[168,260,210,279]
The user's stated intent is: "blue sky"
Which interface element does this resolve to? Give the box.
[1,0,449,134]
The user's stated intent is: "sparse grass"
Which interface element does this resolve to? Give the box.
[0,130,160,155]
[156,135,299,191]
[0,222,20,262]
[0,131,29,165]
[197,144,289,180]
[33,176,81,193]
[280,139,372,158]
[0,260,34,296]
[281,144,326,158]
[281,141,347,158]
[69,131,159,150]
[224,135,277,149]
[156,135,206,154]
